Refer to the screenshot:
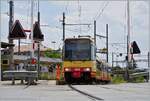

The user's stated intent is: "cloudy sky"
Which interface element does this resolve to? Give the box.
[0,0,149,67]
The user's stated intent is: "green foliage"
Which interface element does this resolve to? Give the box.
[112,75,126,84]
[44,49,61,58]
[112,66,123,71]
[40,72,56,80]
[132,76,145,83]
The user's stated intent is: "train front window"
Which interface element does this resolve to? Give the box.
[64,40,91,61]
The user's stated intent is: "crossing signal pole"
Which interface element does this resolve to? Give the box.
[125,0,130,81]
[94,21,96,58]
[37,0,40,79]
[31,0,34,63]
[106,24,109,63]
[63,12,65,41]
[148,0,150,83]
[8,0,14,70]
[0,0,1,81]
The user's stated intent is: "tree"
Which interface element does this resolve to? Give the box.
[44,49,61,58]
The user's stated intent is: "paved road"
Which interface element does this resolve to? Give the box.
[73,83,150,101]
[0,80,149,101]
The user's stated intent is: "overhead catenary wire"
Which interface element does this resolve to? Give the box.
[77,0,82,35]
[60,1,109,36]
[83,1,109,34]
[27,0,30,30]
[94,1,109,21]
[65,1,69,14]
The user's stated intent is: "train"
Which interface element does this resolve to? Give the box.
[59,36,111,84]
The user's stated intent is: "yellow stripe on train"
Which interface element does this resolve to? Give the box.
[63,61,96,68]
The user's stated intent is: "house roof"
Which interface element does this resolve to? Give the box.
[14,44,49,52]
[14,55,62,63]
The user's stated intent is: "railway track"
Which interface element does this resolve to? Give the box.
[68,85,104,101]
[24,81,37,89]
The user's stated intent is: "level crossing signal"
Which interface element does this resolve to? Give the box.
[8,20,27,39]
[131,41,140,54]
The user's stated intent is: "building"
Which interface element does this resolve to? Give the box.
[1,42,62,80]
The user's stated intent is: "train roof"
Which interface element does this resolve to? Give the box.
[65,37,94,42]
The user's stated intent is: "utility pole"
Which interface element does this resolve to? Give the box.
[63,12,65,41]
[18,39,20,55]
[31,0,34,65]
[112,52,114,68]
[106,24,109,63]
[148,0,150,83]
[125,0,130,81]
[37,0,40,79]
[127,0,130,64]
[8,0,14,70]
[94,20,96,46]
[148,52,149,68]
[62,12,65,60]
[94,20,96,58]
[148,52,150,82]
[0,0,1,81]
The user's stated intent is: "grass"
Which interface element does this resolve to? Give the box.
[112,75,145,84]
[112,75,126,84]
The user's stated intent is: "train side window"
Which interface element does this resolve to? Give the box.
[91,44,95,60]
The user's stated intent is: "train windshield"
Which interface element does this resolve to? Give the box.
[64,39,91,61]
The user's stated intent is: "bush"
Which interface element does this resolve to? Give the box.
[112,75,126,84]
[132,76,145,83]
[40,72,56,80]
[44,50,61,58]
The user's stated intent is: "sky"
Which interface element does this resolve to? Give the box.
[0,0,149,68]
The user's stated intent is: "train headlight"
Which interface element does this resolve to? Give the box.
[65,68,71,72]
[84,68,90,72]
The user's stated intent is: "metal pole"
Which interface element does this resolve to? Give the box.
[0,0,1,81]
[112,52,114,68]
[94,20,96,58]
[8,0,14,70]
[63,12,65,41]
[125,0,130,81]
[148,0,150,83]
[148,52,149,68]
[127,0,130,65]
[148,52,150,82]
[18,39,20,55]
[38,0,40,24]
[37,0,40,79]
[106,24,109,63]
[94,21,96,45]
[62,12,65,60]
[31,0,34,59]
